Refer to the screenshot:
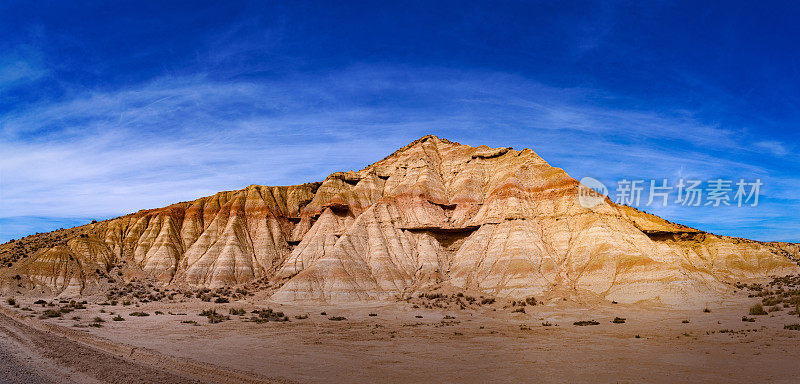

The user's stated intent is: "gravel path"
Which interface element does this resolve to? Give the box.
[0,310,203,384]
[0,338,56,384]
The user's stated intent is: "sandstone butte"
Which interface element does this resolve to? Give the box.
[1,136,798,305]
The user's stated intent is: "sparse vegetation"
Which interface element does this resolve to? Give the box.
[129,311,149,317]
[611,317,626,324]
[328,316,347,321]
[39,309,62,319]
[749,304,768,316]
[112,315,125,321]
[573,320,600,326]
[249,308,288,323]
[198,309,231,323]
[784,324,800,331]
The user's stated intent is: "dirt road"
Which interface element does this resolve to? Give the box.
[0,308,291,384]
[0,309,204,383]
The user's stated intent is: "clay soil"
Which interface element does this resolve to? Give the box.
[2,297,800,383]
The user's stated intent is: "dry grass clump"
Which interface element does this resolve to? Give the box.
[749,304,768,316]
[408,292,494,310]
[249,308,289,323]
[229,308,246,316]
[199,309,230,323]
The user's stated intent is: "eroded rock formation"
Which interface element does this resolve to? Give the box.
[1,136,797,304]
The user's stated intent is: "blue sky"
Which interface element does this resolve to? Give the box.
[1,1,798,242]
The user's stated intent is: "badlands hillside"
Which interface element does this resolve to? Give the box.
[1,135,798,305]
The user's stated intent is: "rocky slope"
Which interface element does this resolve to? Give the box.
[1,136,797,304]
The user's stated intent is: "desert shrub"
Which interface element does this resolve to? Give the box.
[328,316,347,321]
[749,304,768,315]
[769,305,782,312]
[7,298,15,306]
[480,298,496,305]
[113,315,125,321]
[422,293,444,300]
[129,312,149,317]
[249,308,287,323]
[611,317,626,324]
[34,300,47,306]
[682,320,690,324]
[93,317,105,323]
[525,297,537,306]
[784,324,800,331]
[294,314,309,319]
[703,308,711,313]
[214,297,229,304]
[39,309,62,319]
[741,316,756,322]
[512,307,526,313]
[541,321,553,326]
[181,320,198,325]
[573,320,600,326]
[368,313,378,317]
[229,308,246,316]
[199,309,229,323]
[762,296,782,306]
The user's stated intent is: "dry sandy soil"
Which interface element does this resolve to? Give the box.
[2,294,800,384]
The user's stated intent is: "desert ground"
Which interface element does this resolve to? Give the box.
[2,290,800,384]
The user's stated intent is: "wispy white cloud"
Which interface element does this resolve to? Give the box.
[0,46,49,90]
[755,140,790,157]
[0,66,797,242]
